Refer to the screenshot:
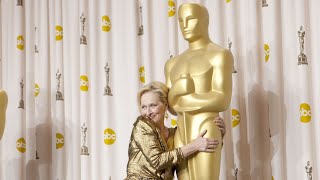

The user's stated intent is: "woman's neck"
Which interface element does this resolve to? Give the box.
[156,122,169,141]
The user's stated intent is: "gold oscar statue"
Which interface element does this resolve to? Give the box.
[0,90,8,140]
[165,3,233,180]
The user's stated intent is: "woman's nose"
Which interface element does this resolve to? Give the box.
[147,107,152,116]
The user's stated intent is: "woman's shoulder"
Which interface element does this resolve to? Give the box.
[133,116,157,131]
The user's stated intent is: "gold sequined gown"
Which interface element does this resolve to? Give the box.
[125,116,184,180]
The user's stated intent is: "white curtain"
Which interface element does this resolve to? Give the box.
[1,0,319,180]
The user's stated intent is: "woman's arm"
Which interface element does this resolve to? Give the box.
[133,118,220,171]
[180,129,219,157]
[133,119,183,170]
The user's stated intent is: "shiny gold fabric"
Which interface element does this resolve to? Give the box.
[125,116,184,180]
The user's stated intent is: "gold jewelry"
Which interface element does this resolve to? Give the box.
[165,111,169,120]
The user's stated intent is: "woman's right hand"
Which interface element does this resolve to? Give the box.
[180,129,220,158]
[193,129,219,152]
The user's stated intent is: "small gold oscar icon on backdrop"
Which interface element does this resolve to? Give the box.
[18,79,24,109]
[80,122,89,156]
[298,26,308,65]
[104,62,113,96]
[17,0,23,6]
[56,69,64,101]
[305,161,312,180]
[80,13,87,45]
[137,0,144,36]
[262,0,268,7]
[228,38,237,73]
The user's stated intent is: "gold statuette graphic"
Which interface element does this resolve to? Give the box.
[137,0,144,36]
[104,62,113,96]
[80,13,87,45]
[228,38,237,73]
[262,0,268,7]
[298,26,308,65]
[165,3,233,180]
[17,0,23,6]
[34,27,39,53]
[36,150,40,159]
[169,50,173,59]
[305,161,312,180]
[80,122,89,155]
[18,79,24,109]
[56,69,64,101]
[233,164,239,180]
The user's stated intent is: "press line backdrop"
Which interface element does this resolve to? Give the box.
[0,0,319,179]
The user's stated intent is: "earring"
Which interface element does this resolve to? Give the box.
[165,111,169,120]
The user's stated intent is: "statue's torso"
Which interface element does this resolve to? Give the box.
[169,45,226,94]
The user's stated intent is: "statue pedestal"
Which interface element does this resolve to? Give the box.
[298,54,308,65]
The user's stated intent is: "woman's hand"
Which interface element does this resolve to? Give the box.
[214,116,226,138]
[193,130,219,152]
[180,129,219,158]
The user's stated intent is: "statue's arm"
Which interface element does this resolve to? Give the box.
[175,51,233,112]
[0,90,8,140]
[164,60,177,115]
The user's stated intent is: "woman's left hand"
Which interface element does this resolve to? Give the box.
[214,116,226,137]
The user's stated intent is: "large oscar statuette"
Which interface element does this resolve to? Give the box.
[165,3,233,179]
[0,90,8,141]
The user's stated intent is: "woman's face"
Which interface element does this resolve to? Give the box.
[140,91,166,125]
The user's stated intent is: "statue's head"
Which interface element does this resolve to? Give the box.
[178,3,209,42]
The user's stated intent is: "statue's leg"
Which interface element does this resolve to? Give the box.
[175,118,190,180]
[189,117,222,180]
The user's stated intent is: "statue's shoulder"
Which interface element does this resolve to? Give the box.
[0,90,8,108]
[166,53,183,63]
[207,44,233,63]
[0,90,7,99]
[165,53,184,71]
[207,43,230,54]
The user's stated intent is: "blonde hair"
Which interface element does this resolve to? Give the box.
[137,81,169,107]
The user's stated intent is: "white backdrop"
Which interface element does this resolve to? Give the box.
[0,0,319,180]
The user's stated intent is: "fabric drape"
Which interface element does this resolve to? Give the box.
[0,0,319,179]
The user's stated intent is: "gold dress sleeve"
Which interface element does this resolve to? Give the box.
[125,116,184,179]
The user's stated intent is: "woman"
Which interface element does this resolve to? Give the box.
[125,81,226,179]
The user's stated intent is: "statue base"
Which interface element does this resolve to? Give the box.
[18,100,24,109]
[104,86,113,96]
[81,146,89,155]
[80,35,87,45]
[298,54,308,65]
[56,91,64,101]
[232,66,237,73]
[262,2,268,7]
[138,26,144,36]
